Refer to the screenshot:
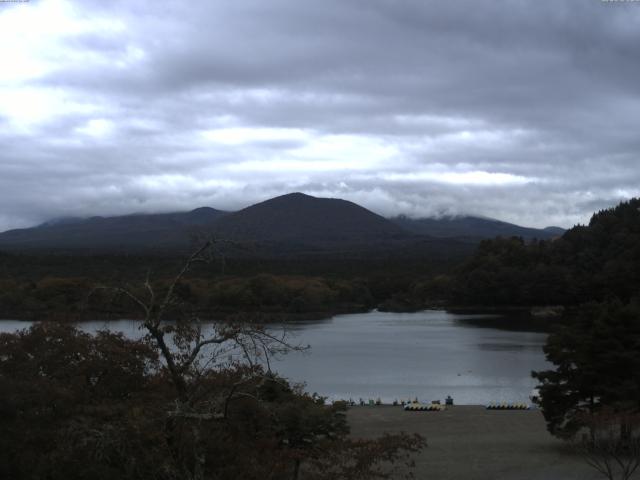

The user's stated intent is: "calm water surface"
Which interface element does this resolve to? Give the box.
[0,310,549,405]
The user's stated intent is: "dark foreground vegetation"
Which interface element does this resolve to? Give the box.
[0,323,423,480]
[532,299,640,480]
[524,200,640,479]
[0,243,424,480]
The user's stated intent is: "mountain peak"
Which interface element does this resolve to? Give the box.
[212,192,404,244]
[280,192,313,199]
[189,206,218,213]
[259,192,317,204]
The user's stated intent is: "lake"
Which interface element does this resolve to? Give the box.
[0,310,549,405]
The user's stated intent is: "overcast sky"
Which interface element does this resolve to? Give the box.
[1,0,639,231]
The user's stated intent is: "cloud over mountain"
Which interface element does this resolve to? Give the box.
[1,0,639,231]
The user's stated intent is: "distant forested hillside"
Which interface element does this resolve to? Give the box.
[447,198,640,306]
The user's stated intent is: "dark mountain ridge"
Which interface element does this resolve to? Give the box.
[0,193,562,254]
[0,207,227,251]
[391,215,564,241]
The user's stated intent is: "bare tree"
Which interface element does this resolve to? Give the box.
[574,409,640,480]
[96,239,306,480]
[86,239,426,480]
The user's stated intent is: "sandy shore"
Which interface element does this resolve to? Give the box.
[347,405,612,480]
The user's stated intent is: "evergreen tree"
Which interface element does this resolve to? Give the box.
[532,301,640,438]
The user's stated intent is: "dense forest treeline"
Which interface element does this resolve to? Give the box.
[447,198,640,307]
[0,275,377,321]
[0,253,451,320]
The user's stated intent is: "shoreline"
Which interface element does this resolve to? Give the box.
[0,303,564,323]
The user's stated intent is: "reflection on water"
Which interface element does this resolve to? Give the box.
[455,314,553,332]
[266,310,549,405]
[0,310,549,405]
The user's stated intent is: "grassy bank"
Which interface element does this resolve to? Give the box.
[347,405,603,480]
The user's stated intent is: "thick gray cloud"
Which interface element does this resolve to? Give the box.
[1,0,639,231]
